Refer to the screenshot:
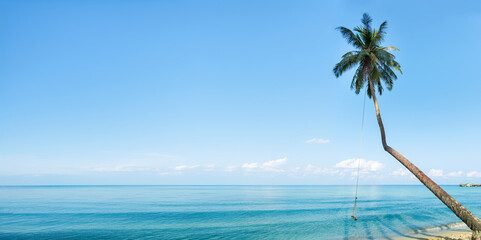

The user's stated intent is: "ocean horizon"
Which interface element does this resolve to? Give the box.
[1,185,480,239]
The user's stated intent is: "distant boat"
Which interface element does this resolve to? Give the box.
[459,183,481,187]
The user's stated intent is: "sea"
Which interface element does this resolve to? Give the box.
[1,185,480,239]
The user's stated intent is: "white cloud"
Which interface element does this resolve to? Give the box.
[242,163,259,169]
[335,158,384,172]
[446,171,464,177]
[391,168,411,176]
[263,157,287,167]
[467,171,481,178]
[428,169,444,177]
[305,138,330,144]
[305,164,322,173]
[174,165,200,171]
[240,157,287,172]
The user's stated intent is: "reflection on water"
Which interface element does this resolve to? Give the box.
[0,185,480,239]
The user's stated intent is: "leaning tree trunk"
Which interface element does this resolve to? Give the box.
[367,76,481,240]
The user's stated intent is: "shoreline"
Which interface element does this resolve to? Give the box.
[395,222,471,240]
[398,230,471,240]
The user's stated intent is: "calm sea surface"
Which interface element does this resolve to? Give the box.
[1,185,480,239]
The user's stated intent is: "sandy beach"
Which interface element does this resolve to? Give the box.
[396,228,472,239]
[429,232,471,240]
[391,221,475,240]
[399,231,471,239]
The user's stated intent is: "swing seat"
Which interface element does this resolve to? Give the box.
[351,216,358,221]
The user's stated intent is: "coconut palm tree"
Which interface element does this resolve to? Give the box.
[333,13,481,240]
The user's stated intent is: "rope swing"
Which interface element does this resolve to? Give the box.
[351,90,367,221]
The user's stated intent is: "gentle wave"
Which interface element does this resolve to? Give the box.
[1,185,480,239]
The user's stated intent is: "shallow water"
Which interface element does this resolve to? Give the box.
[1,185,480,239]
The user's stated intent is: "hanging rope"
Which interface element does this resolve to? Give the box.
[351,90,367,221]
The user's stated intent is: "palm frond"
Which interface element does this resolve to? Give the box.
[336,27,363,49]
[351,65,365,94]
[333,51,361,77]
[377,63,395,90]
[383,46,399,51]
[374,49,402,74]
[354,26,370,47]
[361,13,372,31]
[377,80,383,95]
[373,21,388,45]
[370,65,384,96]
[384,58,402,74]
[378,61,398,79]
[374,49,395,61]
[342,51,360,58]
[333,13,402,97]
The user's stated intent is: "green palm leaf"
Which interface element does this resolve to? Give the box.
[333,13,402,97]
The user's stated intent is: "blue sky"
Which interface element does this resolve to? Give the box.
[1,0,481,185]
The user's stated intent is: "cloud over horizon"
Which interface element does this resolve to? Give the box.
[467,171,481,178]
[174,165,200,171]
[305,138,330,144]
[391,168,412,177]
[241,157,287,172]
[428,169,444,177]
[335,158,384,172]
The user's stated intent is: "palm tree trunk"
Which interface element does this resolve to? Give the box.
[367,76,481,240]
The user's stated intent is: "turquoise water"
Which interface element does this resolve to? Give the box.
[1,185,480,239]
